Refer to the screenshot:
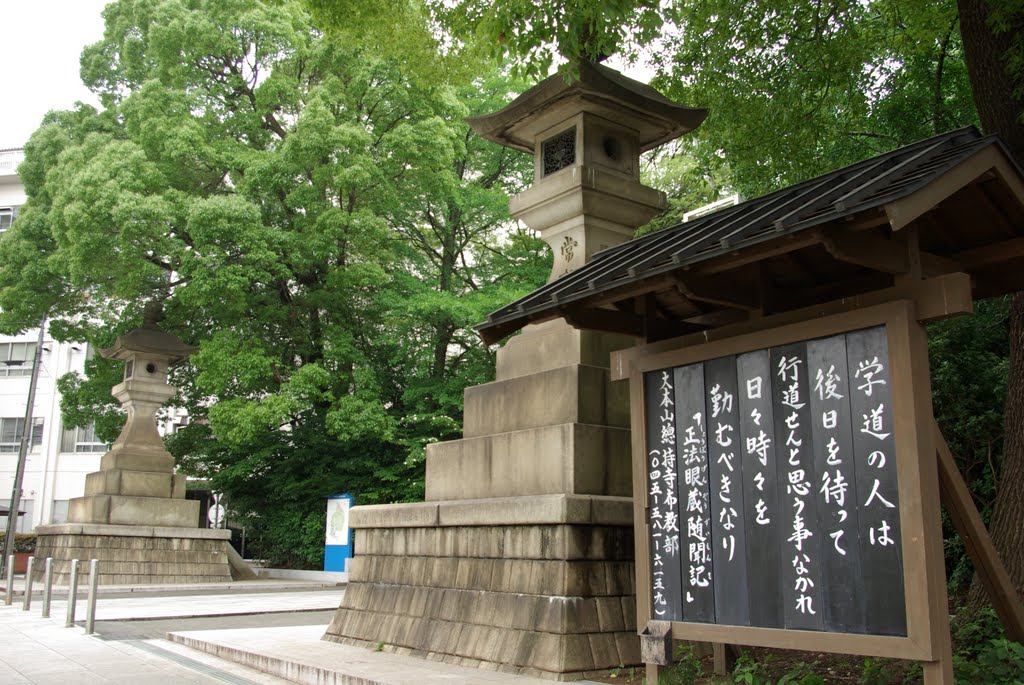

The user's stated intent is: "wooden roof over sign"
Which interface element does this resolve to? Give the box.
[477,127,1024,345]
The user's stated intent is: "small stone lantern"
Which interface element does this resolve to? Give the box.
[67,303,200,528]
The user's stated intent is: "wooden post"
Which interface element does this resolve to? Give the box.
[901,317,954,684]
[934,421,1024,642]
[640,621,672,684]
[712,642,735,675]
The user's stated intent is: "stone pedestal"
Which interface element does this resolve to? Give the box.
[34,523,231,585]
[323,321,640,679]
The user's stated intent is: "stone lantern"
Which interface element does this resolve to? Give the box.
[324,62,707,677]
[34,304,232,585]
[68,305,199,526]
[467,60,707,280]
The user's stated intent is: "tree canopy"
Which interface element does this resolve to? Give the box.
[433,0,981,198]
[0,0,547,566]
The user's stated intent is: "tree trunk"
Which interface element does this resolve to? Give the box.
[968,294,1024,609]
[956,0,1024,611]
[958,0,1024,154]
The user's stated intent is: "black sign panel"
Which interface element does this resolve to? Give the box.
[705,356,749,627]
[642,326,906,636]
[772,343,824,632]
[737,350,783,628]
[807,336,866,633]
[847,327,906,636]
[644,368,684,621]
[675,364,715,622]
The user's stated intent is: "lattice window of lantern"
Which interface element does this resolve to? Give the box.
[542,127,576,176]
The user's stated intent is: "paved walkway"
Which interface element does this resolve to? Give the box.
[0,600,301,685]
[0,580,603,685]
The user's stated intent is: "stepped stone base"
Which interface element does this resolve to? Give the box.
[425,423,631,501]
[68,493,199,528]
[322,494,640,680]
[32,523,232,585]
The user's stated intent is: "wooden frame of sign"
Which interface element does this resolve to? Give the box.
[626,298,954,683]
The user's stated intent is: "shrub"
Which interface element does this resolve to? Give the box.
[955,639,1024,684]
[0,533,36,554]
[660,644,705,684]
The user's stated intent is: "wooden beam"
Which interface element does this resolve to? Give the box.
[478,316,550,346]
[680,308,748,330]
[813,229,963,277]
[934,421,1024,643]
[842,210,891,231]
[955,236,1024,269]
[674,274,761,311]
[885,145,1024,231]
[611,272,973,381]
[589,274,676,308]
[973,269,1024,300]
[561,306,646,337]
[815,228,910,273]
[773,271,894,313]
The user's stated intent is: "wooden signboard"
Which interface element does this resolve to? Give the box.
[629,300,952,679]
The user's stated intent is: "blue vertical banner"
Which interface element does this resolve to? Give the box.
[324,493,354,572]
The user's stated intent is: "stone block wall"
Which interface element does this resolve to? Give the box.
[323,495,640,680]
[33,523,232,585]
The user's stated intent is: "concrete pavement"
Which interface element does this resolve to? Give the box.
[0,578,606,684]
[0,600,300,685]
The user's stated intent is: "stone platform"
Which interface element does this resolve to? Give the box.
[32,523,232,585]
[323,494,638,680]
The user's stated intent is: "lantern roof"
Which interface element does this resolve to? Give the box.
[466,60,708,154]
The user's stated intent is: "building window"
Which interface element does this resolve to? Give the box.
[61,423,108,453]
[0,342,35,377]
[0,417,43,453]
[1,499,34,534]
[0,207,14,233]
[50,500,69,524]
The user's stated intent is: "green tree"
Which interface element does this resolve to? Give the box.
[0,0,545,567]
[434,0,977,197]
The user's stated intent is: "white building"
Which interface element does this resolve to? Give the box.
[0,148,108,532]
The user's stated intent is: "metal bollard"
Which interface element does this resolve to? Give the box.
[85,560,98,634]
[65,559,79,627]
[41,558,53,618]
[3,555,12,606]
[21,556,34,610]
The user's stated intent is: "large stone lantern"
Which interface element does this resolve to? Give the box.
[324,62,706,678]
[34,305,231,585]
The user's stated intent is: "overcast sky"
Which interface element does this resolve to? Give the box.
[0,2,658,151]
[0,1,110,149]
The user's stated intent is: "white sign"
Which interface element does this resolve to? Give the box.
[207,503,225,528]
[325,497,350,546]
